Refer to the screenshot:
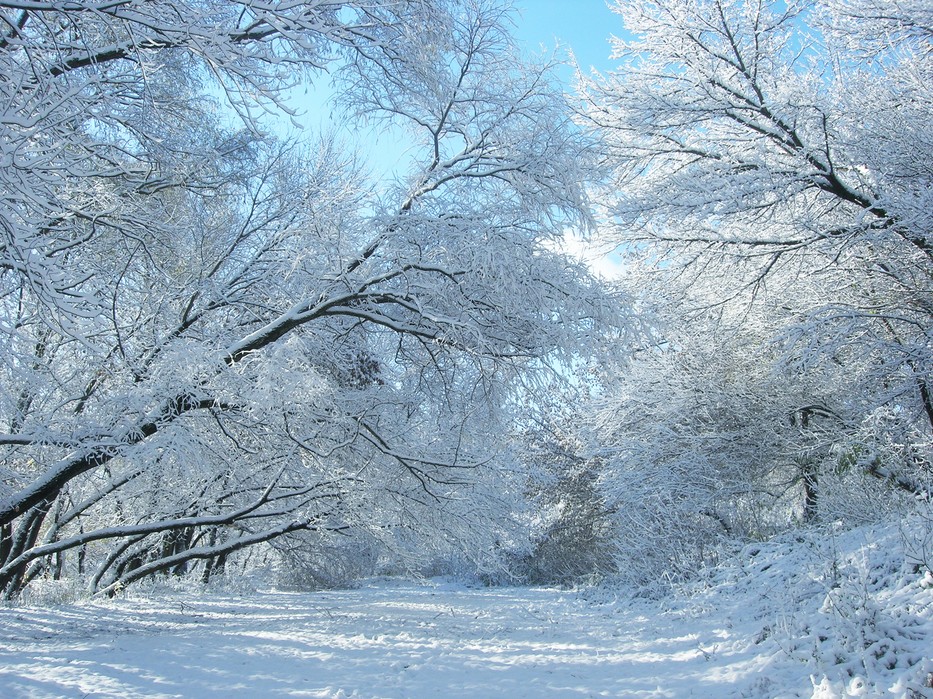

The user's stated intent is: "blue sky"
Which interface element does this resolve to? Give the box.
[512,0,621,76]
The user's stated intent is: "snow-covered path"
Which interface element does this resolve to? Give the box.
[4,519,933,699]
[0,582,766,699]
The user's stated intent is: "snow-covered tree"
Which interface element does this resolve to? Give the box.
[587,265,920,588]
[582,0,933,536]
[0,0,622,597]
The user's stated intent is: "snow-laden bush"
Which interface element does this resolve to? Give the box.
[673,516,933,697]
[15,579,84,607]
[272,533,381,591]
[514,424,618,587]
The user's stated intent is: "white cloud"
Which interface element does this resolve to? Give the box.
[549,230,626,281]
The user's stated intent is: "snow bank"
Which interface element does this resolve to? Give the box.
[668,517,933,697]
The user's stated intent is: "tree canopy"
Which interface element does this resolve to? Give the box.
[0,0,929,598]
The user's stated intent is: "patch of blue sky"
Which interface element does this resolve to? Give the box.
[512,0,620,77]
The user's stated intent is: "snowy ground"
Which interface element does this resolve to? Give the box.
[0,521,931,698]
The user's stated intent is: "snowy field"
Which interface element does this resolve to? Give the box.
[0,522,931,698]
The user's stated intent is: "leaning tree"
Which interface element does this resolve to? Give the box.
[0,0,622,597]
